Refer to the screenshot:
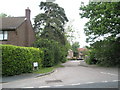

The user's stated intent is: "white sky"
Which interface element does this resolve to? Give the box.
[0,0,89,47]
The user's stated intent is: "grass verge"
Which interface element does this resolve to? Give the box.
[33,64,64,74]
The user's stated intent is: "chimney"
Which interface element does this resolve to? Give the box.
[25,7,31,20]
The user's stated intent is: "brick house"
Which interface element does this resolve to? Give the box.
[77,48,87,59]
[0,8,36,47]
[67,49,73,59]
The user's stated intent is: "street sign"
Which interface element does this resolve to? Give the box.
[33,62,38,67]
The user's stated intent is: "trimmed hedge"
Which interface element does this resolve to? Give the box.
[1,45,43,76]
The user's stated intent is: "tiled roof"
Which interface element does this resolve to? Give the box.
[77,48,87,52]
[0,17,26,30]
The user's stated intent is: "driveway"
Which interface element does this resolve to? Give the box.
[2,60,119,88]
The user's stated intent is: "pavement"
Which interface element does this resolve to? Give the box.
[2,68,54,83]
[1,60,89,83]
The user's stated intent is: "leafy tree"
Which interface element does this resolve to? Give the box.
[33,2,71,67]
[89,37,120,67]
[0,13,11,17]
[65,22,75,45]
[72,42,80,57]
[79,2,120,67]
[34,2,68,45]
[0,13,7,17]
[80,2,120,42]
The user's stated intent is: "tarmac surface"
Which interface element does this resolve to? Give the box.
[1,60,119,88]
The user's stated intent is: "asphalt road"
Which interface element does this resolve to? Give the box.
[1,60,119,88]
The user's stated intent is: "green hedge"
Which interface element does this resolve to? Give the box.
[1,45,43,76]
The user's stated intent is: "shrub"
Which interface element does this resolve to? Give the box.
[59,46,68,63]
[1,44,43,76]
[34,39,68,66]
[41,48,54,67]
[85,50,97,65]
[87,37,120,67]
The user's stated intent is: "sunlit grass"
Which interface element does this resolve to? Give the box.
[33,64,64,74]
[34,67,54,74]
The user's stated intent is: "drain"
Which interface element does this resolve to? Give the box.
[46,80,62,84]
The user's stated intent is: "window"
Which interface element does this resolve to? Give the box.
[0,31,8,40]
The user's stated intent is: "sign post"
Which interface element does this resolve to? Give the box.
[33,62,38,70]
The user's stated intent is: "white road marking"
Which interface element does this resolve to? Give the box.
[71,83,81,86]
[39,86,51,88]
[107,73,117,76]
[23,87,34,88]
[54,85,64,87]
[100,72,117,76]
[86,82,94,84]
[113,80,119,82]
[102,81,108,83]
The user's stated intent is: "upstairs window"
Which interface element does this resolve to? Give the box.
[0,31,8,40]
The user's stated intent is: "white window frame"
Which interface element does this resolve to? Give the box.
[0,31,8,40]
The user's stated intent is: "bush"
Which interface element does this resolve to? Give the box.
[41,48,54,67]
[34,39,68,66]
[87,37,120,67]
[1,44,43,76]
[85,50,97,65]
[59,46,68,63]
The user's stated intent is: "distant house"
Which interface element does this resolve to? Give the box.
[0,8,36,47]
[77,48,87,59]
[67,49,73,59]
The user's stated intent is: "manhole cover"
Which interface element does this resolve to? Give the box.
[46,80,62,84]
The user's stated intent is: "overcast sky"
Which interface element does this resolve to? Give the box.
[0,0,89,47]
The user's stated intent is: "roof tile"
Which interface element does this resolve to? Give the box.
[0,17,26,30]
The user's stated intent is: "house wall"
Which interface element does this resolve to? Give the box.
[17,21,27,46]
[1,31,18,45]
[26,20,36,46]
[0,20,36,47]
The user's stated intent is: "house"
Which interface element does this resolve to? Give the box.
[0,8,36,47]
[77,48,87,59]
[67,49,73,59]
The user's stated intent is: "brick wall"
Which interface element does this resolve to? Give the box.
[0,20,36,47]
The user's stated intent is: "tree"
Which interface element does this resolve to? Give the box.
[72,42,80,57]
[65,20,75,45]
[34,2,68,45]
[0,13,11,17]
[79,2,120,67]
[80,2,120,42]
[33,2,71,67]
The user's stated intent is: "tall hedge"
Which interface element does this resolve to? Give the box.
[1,45,43,76]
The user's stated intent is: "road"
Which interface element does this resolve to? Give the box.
[2,60,119,88]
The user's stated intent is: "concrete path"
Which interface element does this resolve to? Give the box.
[1,60,119,88]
